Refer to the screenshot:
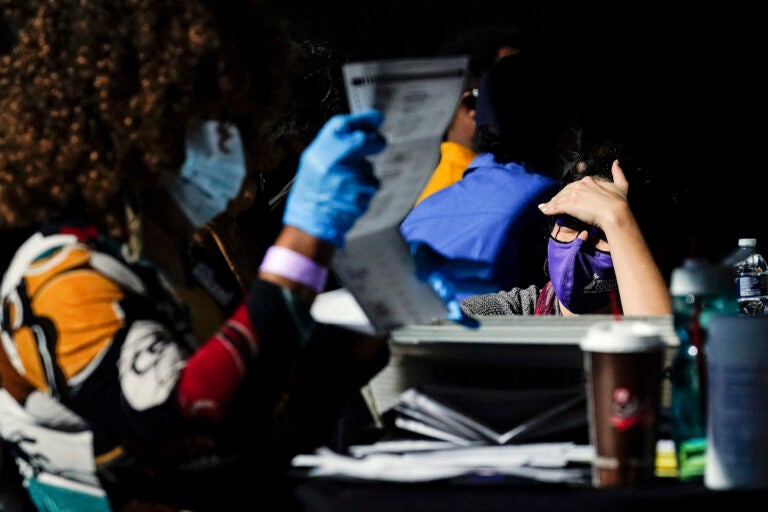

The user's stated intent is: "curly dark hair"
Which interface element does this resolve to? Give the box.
[235,32,349,256]
[561,137,682,244]
[561,139,637,184]
[0,0,301,236]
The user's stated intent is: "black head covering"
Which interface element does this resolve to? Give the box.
[474,52,570,164]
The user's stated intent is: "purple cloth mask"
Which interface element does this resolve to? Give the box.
[547,237,617,313]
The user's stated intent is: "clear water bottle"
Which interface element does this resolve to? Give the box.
[721,238,768,315]
[668,258,735,480]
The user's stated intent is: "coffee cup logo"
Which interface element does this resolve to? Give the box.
[610,386,656,431]
[610,387,639,430]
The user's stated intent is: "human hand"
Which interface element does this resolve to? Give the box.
[426,272,480,329]
[283,110,386,248]
[537,160,629,230]
[411,242,498,329]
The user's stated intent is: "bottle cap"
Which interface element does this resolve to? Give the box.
[739,238,757,247]
[669,258,733,296]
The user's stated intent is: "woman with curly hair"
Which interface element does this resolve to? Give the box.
[458,139,673,318]
[0,1,389,510]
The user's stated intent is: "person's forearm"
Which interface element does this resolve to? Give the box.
[603,206,671,315]
[258,226,335,304]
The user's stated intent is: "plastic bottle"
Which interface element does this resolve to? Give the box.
[721,238,768,315]
[668,258,735,480]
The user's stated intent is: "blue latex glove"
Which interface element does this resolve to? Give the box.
[410,242,499,329]
[283,109,386,247]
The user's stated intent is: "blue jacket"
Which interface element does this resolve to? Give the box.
[401,153,559,294]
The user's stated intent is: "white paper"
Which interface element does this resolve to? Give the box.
[332,56,469,335]
[392,387,586,446]
[292,443,593,483]
[310,287,375,334]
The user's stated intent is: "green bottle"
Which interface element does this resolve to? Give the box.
[668,258,736,480]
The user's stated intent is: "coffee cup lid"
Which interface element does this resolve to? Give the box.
[579,320,666,353]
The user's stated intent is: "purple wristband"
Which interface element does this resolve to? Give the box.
[259,246,328,293]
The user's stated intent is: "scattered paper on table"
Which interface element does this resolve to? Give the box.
[292,443,593,484]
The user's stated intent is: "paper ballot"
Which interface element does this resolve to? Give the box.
[331,56,469,335]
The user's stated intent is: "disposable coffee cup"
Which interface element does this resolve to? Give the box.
[705,315,768,490]
[579,320,666,487]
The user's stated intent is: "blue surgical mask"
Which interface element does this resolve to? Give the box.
[547,237,617,313]
[167,120,247,228]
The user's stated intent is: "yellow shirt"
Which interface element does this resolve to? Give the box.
[414,141,477,206]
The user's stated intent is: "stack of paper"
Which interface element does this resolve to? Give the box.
[292,443,593,483]
[390,387,587,446]
[291,387,592,484]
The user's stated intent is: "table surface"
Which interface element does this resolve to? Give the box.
[289,476,768,512]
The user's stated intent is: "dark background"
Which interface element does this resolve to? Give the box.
[273,0,768,275]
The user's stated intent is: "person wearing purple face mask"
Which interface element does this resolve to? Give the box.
[459,144,672,317]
